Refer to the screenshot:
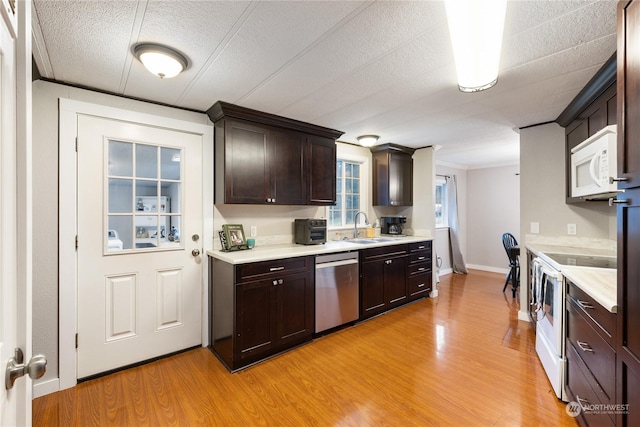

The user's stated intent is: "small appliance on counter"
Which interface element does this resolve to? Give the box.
[294,218,327,245]
[380,216,406,235]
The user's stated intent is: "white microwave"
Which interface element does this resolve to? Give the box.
[570,125,618,198]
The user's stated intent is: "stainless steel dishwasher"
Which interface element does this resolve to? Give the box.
[315,252,359,333]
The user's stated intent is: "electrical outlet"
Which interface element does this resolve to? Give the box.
[250,226,257,237]
[568,224,577,235]
[530,222,539,234]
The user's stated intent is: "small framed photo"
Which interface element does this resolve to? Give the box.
[222,224,247,250]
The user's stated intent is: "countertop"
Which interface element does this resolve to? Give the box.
[207,235,433,264]
[525,242,617,313]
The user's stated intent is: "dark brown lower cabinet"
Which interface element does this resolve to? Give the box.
[407,241,432,301]
[360,241,432,319]
[565,280,617,427]
[210,256,314,371]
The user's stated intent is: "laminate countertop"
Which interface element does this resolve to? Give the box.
[207,235,433,265]
[526,243,617,313]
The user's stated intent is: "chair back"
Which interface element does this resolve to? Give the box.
[502,232,519,263]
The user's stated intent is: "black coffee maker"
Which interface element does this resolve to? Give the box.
[380,216,406,235]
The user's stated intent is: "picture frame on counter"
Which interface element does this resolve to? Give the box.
[220,224,249,251]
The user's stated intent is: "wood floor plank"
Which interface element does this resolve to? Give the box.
[33,269,577,426]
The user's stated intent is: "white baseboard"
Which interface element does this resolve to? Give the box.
[518,310,531,322]
[437,268,453,277]
[466,264,510,275]
[33,377,60,398]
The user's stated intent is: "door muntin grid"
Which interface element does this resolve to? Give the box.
[106,140,183,254]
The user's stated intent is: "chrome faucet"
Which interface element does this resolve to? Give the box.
[353,211,368,238]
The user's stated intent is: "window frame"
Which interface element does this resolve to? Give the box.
[435,176,448,228]
[326,150,370,231]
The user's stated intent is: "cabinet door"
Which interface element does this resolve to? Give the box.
[307,135,336,205]
[235,279,277,361]
[275,270,314,346]
[361,260,386,318]
[389,152,413,206]
[224,119,269,204]
[384,256,407,306]
[271,129,306,205]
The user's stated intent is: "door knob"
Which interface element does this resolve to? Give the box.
[192,249,201,257]
[5,348,47,390]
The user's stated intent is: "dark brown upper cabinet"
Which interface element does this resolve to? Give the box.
[557,53,617,204]
[208,101,343,205]
[371,143,415,207]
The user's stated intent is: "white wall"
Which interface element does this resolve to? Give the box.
[466,165,520,272]
[32,80,210,384]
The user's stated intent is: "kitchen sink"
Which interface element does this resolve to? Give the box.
[347,237,400,244]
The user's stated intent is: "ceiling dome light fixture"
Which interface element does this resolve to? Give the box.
[357,135,379,147]
[134,43,188,79]
[444,0,507,93]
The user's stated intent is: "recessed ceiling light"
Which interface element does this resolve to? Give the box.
[134,43,188,79]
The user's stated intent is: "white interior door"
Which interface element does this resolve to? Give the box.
[76,115,203,379]
[1,1,32,425]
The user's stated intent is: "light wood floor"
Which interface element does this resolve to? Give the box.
[33,270,577,426]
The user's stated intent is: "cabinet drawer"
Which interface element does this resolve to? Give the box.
[236,256,311,281]
[567,300,616,403]
[409,251,431,265]
[408,262,431,276]
[568,281,615,341]
[361,244,408,262]
[566,342,615,427]
[409,241,431,253]
[408,273,431,298]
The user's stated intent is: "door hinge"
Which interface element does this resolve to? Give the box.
[75,137,78,152]
[75,333,78,349]
[75,235,78,250]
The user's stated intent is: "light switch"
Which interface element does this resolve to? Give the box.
[568,224,577,235]
[250,226,257,237]
[530,222,539,234]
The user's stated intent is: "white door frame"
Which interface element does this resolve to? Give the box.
[57,99,213,392]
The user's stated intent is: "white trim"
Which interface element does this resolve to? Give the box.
[58,98,213,392]
[33,378,60,399]
[465,264,510,275]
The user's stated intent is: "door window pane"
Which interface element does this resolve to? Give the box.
[108,216,133,251]
[108,141,133,177]
[108,179,133,213]
[161,147,181,180]
[136,144,158,179]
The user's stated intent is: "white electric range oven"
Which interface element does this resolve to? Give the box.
[531,252,617,402]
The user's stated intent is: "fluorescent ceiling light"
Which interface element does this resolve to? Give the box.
[357,135,379,147]
[445,0,507,92]
[134,43,188,79]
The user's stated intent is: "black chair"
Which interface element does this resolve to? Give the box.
[501,233,520,298]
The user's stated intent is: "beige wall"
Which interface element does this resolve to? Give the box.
[466,165,520,272]
[32,80,211,383]
[519,122,616,316]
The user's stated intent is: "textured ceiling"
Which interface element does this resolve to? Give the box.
[31,0,617,169]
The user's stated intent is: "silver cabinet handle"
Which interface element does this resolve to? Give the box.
[577,341,594,352]
[272,279,283,286]
[610,176,629,183]
[609,197,631,206]
[418,267,426,272]
[418,283,425,288]
[577,299,594,310]
[417,256,425,260]
[269,266,285,272]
